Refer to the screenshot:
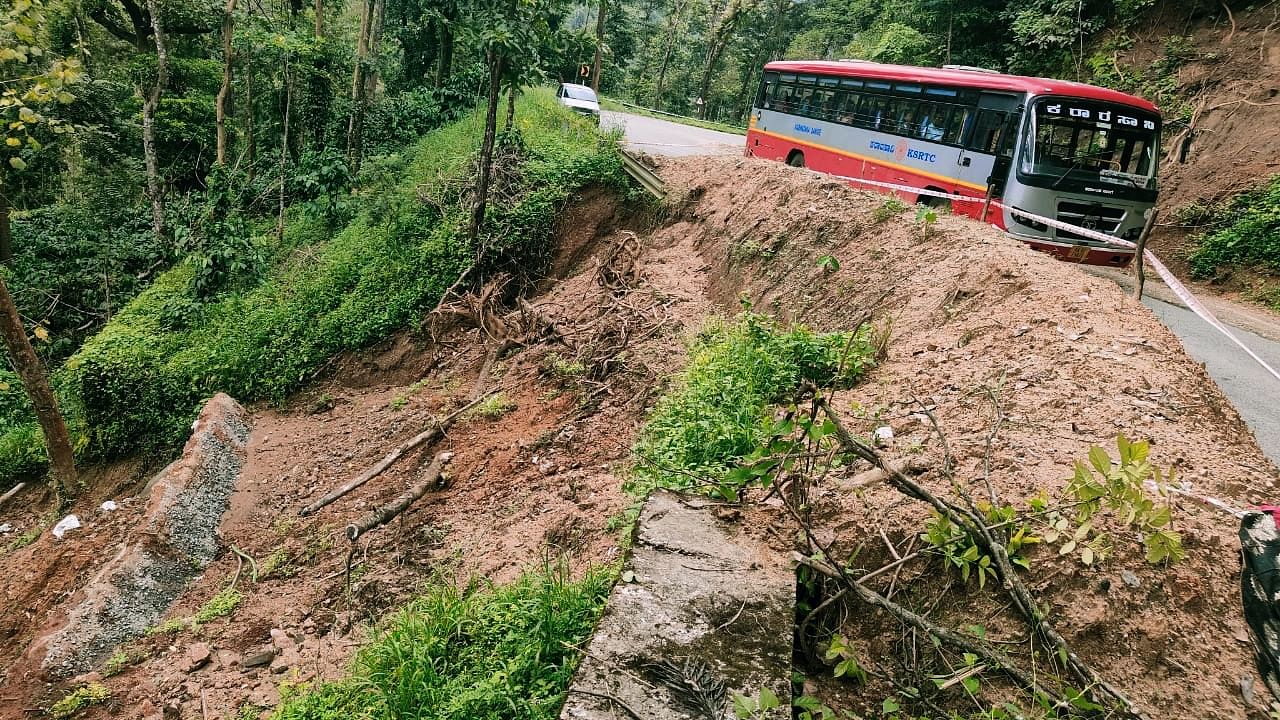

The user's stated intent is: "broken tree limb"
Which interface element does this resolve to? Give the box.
[793,551,1065,706]
[813,397,1149,719]
[0,481,25,508]
[346,451,451,541]
[298,393,493,516]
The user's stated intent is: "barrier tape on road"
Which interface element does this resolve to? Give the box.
[809,168,1280,384]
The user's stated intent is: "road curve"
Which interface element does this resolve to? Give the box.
[601,110,744,157]
[607,108,1280,466]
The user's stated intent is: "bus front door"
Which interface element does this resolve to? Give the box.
[957,93,1022,196]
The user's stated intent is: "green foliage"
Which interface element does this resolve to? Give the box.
[194,586,243,624]
[48,683,110,719]
[1060,434,1183,565]
[178,166,260,299]
[824,634,868,684]
[1189,174,1280,277]
[272,564,613,720]
[146,617,188,636]
[102,647,149,677]
[816,255,840,274]
[632,313,875,497]
[873,198,908,223]
[468,392,517,420]
[732,687,782,719]
[914,206,938,239]
[921,504,1038,587]
[4,523,40,552]
[0,92,624,469]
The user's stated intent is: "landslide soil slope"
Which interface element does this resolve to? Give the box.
[0,156,1275,719]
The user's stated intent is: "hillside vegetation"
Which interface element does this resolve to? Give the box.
[0,92,625,481]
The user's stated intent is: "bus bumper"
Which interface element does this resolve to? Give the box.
[1012,233,1135,267]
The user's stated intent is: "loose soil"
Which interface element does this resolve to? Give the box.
[0,157,1276,719]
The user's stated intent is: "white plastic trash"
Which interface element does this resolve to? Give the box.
[100,500,119,512]
[873,426,894,447]
[0,523,12,533]
[52,514,81,539]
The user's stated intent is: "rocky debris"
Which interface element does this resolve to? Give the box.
[186,643,211,672]
[241,650,275,669]
[561,492,793,720]
[30,394,252,679]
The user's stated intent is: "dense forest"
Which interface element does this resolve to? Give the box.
[599,0,1229,124]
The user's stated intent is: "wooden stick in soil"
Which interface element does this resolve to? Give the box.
[1132,209,1157,301]
[346,452,451,541]
[298,392,493,516]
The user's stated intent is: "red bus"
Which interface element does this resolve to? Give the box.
[746,60,1161,266]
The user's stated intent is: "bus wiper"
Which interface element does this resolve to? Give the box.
[1050,159,1080,190]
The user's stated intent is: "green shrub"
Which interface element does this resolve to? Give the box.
[273,565,613,720]
[49,683,110,719]
[631,313,875,496]
[1189,175,1280,277]
[0,89,626,471]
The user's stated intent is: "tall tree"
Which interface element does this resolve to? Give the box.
[347,0,382,173]
[591,0,606,92]
[652,0,689,110]
[695,0,746,118]
[0,0,83,497]
[216,0,240,166]
[141,0,169,242]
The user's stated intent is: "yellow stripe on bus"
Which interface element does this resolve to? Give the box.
[750,127,989,193]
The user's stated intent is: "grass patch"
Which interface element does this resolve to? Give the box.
[146,617,188,637]
[49,683,110,719]
[0,89,625,477]
[467,392,517,420]
[599,97,747,136]
[194,586,243,624]
[631,312,876,500]
[272,564,614,720]
[4,525,41,553]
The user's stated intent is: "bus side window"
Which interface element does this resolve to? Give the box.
[775,85,795,113]
[943,106,970,145]
[757,72,778,108]
[968,110,1008,153]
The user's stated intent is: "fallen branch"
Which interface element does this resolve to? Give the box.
[346,452,451,541]
[298,394,492,516]
[0,481,25,508]
[813,397,1148,719]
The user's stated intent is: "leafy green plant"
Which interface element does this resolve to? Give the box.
[872,198,908,223]
[1189,174,1280,278]
[260,547,295,579]
[816,255,840,274]
[467,392,517,420]
[103,647,149,677]
[49,683,110,719]
[146,617,188,636]
[914,206,938,239]
[1061,435,1183,565]
[824,634,868,684]
[920,504,1038,587]
[732,687,782,719]
[4,525,41,552]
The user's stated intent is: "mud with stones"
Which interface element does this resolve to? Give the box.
[0,156,1276,719]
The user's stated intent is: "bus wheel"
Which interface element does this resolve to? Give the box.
[786,151,805,168]
[917,190,948,208]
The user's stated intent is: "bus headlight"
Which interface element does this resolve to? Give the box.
[1010,211,1048,232]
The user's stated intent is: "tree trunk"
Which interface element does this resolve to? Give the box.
[245,63,256,184]
[0,192,11,266]
[697,0,741,120]
[592,0,606,93]
[0,276,76,499]
[278,56,291,241]
[313,0,322,37]
[504,84,516,132]
[435,17,454,88]
[652,0,686,111]
[346,0,374,174]
[215,0,239,167]
[469,50,503,241]
[364,0,385,100]
[142,0,169,243]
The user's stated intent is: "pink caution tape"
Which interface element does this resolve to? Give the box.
[814,170,1280,384]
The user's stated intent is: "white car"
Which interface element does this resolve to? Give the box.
[556,83,600,120]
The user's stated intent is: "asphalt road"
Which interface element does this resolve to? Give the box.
[606,108,1280,465]
[1143,297,1280,465]
[600,110,744,157]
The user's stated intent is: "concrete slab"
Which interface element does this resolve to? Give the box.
[562,492,793,720]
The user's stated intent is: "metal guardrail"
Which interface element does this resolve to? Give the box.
[620,150,666,200]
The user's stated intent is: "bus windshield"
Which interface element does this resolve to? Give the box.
[1020,98,1160,189]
